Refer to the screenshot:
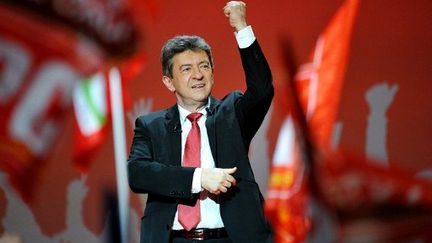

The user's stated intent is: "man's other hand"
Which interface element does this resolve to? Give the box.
[223,1,247,32]
[201,167,237,194]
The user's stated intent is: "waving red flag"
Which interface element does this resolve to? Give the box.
[0,0,145,201]
[0,3,103,201]
[265,0,360,242]
[265,115,311,243]
[295,0,360,148]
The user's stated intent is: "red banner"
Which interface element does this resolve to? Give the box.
[3,0,139,55]
[0,4,104,200]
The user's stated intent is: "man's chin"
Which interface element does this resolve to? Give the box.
[193,92,211,101]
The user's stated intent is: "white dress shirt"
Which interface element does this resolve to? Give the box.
[172,26,256,230]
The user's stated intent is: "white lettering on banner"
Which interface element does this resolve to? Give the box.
[9,61,78,155]
[0,38,31,104]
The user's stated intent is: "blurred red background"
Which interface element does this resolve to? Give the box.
[1,0,431,242]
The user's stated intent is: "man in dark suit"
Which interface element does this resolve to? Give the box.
[128,1,273,242]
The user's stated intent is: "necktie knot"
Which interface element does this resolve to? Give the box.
[187,112,203,123]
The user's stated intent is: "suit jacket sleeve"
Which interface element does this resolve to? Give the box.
[235,40,274,145]
[127,116,195,199]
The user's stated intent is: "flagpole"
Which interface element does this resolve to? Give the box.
[109,67,129,243]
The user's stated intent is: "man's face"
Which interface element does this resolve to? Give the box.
[163,49,214,110]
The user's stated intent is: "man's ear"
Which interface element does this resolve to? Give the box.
[162,76,175,92]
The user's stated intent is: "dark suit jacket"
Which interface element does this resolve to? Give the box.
[128,40,274,243]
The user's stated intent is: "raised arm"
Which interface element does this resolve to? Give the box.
[225,1,274,144]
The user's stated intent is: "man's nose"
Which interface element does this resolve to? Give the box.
[191,67,204,79]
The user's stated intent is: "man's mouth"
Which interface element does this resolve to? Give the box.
[192,83,205,89]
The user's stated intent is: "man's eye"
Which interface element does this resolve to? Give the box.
[200,64,210,69]
[181,67,191,72]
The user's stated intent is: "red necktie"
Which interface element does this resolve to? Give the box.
[178,112,203,231]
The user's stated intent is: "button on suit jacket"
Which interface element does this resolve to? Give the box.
[128,40,274,243]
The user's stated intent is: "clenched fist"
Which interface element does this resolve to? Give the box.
[223,1,248,32]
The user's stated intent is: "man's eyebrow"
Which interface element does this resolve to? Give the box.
[178,64,192,69]
[198,60,210,65]
[178,61,210,69]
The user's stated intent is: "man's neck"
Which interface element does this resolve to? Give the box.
[177,98,210,113]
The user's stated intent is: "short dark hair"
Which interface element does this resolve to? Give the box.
[161,35,213,78]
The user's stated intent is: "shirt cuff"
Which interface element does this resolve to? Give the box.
[191,168,202,193]
[235,25,256,49]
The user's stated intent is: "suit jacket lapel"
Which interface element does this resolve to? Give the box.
[165,104,182,166]
[206,96,219,166]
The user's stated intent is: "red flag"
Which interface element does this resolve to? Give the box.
[295,0,360,148]
[286,0,432,241]
[266,0,360,242]
[319,150,432,210]
[0,0,145,199]
[0,3,103,201]
[317,150,432,241]
[265,116,311,243]
[72,60,143,172]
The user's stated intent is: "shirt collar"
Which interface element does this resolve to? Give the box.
[178,98,210,123]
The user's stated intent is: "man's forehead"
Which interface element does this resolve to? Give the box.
[173,49,210,64]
